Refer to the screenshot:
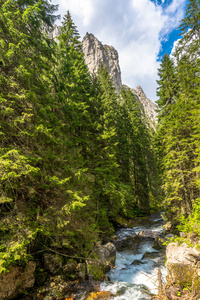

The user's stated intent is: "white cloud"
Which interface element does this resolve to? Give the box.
[53,0,187,102]
[162,0,185,35]
[58,0,95,26]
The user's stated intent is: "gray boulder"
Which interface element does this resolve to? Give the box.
[166,242,200,298]
[96,242,116,271]
[87,242,116,280]
[138,230,161,239]
[114,234,138,251]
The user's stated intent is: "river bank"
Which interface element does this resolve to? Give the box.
[12,213,166,300]
[4,212,200,300]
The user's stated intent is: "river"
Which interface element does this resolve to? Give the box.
[100,213,166,299]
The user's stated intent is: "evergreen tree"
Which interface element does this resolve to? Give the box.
[179,0,200,39]
[178,0,200,56]
[156,53,177,121]
[91,64,121,235]
[173,0,200,63]
[117,87,160,215]
[0,0,61,271]
[0,3,96,273]
[156,0,200,227]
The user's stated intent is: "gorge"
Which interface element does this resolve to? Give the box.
[0,1,199,299]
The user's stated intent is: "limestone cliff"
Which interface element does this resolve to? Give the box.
[82,33,157,126]
[49,24,60,42]
[82,33,122,93]
[51,27,158,126]
[131,86,158,129]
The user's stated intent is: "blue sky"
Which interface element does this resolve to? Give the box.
[157,0,188,59]
[52,0,188,101]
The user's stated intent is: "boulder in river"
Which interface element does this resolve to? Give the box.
[131,259,144,265]
[138,230,161,239]
[142,251,158,260]
[113,233,138,251]
[87,242,116,280]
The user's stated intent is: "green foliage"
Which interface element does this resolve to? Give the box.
[156,0,200,227]
[156,53,178,120]
[0,1,160,274]
[177,199,200,237]
[178,0,200,57]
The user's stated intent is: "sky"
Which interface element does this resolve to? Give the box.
[52,0,188,102]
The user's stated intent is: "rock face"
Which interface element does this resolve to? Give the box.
[0,261,36,300]
[131,86,158,128]
[166,242,200,298]
[51,27,157,125]
[82,33,122,93]
[82,33,157,126]
[48,24,60,42]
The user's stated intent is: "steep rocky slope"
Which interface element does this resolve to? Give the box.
[131,86,158,129]
[82,33,122,93]
[82,33,158,126]
[51,26,158,126]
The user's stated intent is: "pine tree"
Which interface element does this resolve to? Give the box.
[156,0,200,227]
[156,53,177,121]
[117,87,159,215]
[0,0,61,271]
[91,64,121,235]
[173,0,200,63]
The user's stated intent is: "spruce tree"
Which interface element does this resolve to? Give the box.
[156,53,177,121]
[156,0,200,226]
[117,86,159,215]
[91,64,121,235]
[0,0,61,271]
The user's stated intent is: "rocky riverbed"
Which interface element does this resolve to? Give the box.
[99,213,166,300]
[4,213,200,300]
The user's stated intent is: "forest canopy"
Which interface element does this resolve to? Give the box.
[0,0,159,273]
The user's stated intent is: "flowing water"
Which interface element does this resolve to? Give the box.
[100,213,166,299]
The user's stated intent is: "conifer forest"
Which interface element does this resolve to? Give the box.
[0,0,200,298]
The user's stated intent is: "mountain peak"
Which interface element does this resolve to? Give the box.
[81,33,158,127]
[82,33,122,93]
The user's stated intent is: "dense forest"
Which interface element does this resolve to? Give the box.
[0,0,199,290]
[0,0,159,274]
[156,0,200,235]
